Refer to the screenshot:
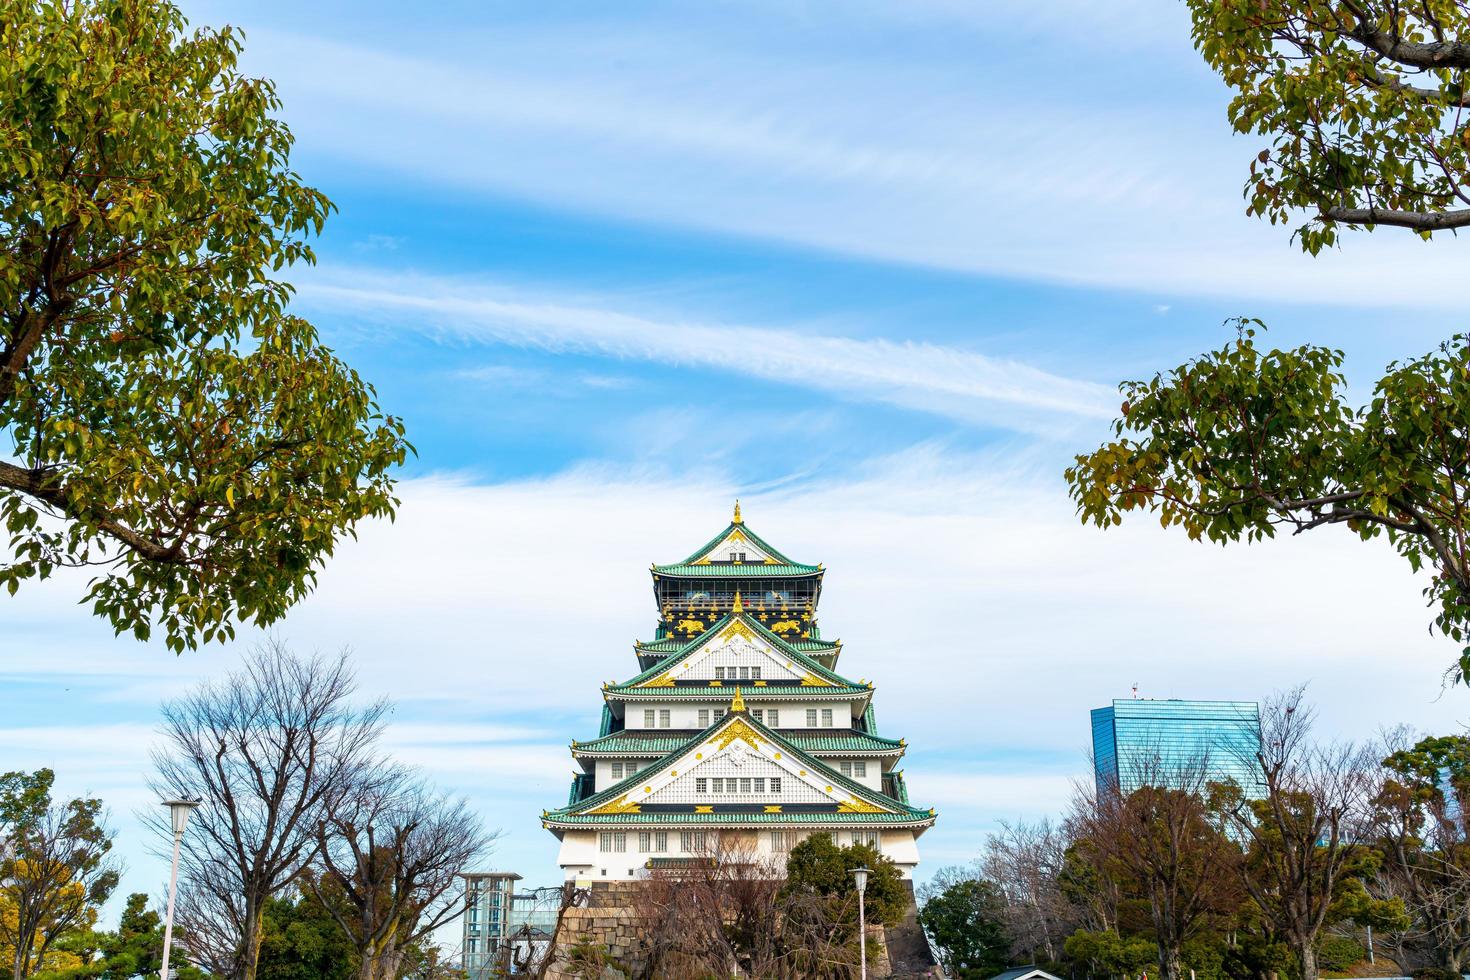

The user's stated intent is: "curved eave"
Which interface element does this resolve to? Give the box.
[604,685,873,702]
[652,564,823,578]
[571,734,907,762]
[544,811,936,830]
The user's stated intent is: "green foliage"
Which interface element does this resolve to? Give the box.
[1187,0,1470,253]
[36,892,208,980]
[918,877,1011,979]
[783,834,909,926]
[254,891,358,980]
[1064,929,1158,977]
[1067,327,1470,682]
[0,0,410,651]
[1315,935,1367,973]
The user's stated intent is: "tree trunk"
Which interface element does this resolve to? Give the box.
[1298,940,1319,980]
[1159,942,1184,980]
[239,905,267,980]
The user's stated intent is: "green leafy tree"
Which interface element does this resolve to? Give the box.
[1067,326,1470,683]
[1187,0,1470,253]
[254,890,358,980]
[0,0,409,651]
[1371,733,1470,972]
[0,770,118,980]
[35,892,207,980]
[783,835,908,927]
[1063,929,1158,979]
[919,878,1011,979]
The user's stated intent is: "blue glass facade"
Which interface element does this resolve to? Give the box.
[1091,699,1263,797]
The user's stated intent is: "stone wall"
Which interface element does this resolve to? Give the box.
[542,880,939,979]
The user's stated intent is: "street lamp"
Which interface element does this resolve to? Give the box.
[850,866,872,980]
[160,799,201,980]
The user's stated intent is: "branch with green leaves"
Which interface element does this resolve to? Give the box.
[0,0,411,651]
[1189,0,1470,252]
[1066,324,1470,682]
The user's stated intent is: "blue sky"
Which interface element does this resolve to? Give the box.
[3,0,1469,939]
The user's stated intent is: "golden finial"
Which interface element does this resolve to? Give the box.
[730,687,746,713]
[732,499,743,524]
[732,591,744,614]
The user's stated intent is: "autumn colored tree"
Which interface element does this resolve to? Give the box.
[1369,731,1470,973]
[1188,0,1470,252]
[0,0,409,651]
[1068,325,1470,683]
[0,770,117,980]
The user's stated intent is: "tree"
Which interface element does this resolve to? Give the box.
[1067,326,1470,683]
[1368,730,1470,973]
[1071,758,1243,980]
[252,890,359,980]
[0,770,118,980]
[310,769,496,980]
[0,0,409,651]
[1063,929,1158,979]
[150,642,388,980]
[919,877,1011,979]
[980,820,1074,964]
[1186,0,1470,253]
[1212,689,1400,980]
[783,834,908,928]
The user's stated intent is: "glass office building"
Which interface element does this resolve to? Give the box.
[1091,699,1263,797]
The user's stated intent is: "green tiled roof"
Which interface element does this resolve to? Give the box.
[605,684,870,701]
[653,562,821,578]
[669,516,801,567]
[545,809,934,827]
[612,612,862,692]
[572,729,906,757]
[545,710,932,830]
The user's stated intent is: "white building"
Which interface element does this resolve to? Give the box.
[542,504,936,881]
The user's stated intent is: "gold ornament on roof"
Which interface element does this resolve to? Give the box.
[588,794,641,816]
[732,591,744,613]
[838,798,889,814]
[732,500,742,524]
[720,618,757,643]
[730,686,746,713]
[710,717,764,752]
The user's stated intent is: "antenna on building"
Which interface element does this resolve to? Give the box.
[1131,682,1140,700]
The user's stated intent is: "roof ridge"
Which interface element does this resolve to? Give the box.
[609,611,863,691]
[550,708,920,820]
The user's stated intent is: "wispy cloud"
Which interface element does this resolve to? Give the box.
[299,268,1116,428]
[240,25,1470,308]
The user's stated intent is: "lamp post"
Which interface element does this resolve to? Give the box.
[851,866,871,980]
[160,799,200,980]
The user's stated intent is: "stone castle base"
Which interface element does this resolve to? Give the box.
[542,881,938,979]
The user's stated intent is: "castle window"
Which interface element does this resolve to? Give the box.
[638,832,651,853]
[714,708,726,721]
[643,709,655,728]
[770,830,788,851]
[754,778,765,792]
[821,709,833,728]
[806,709,818,727]
[751,667,761,680]
[611,762,624,779]
[768,709,779,726]
[659,710,671,728]
[599,832,612,852]
[711,778,722,794]
[770,778,782,792]
[715,667,725,680]
[740,778,751,793]
[696,778,707,793]
[613,832,627,852]
[751,709,762,722]
[698,709,709,726]
[655,832,668,852]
